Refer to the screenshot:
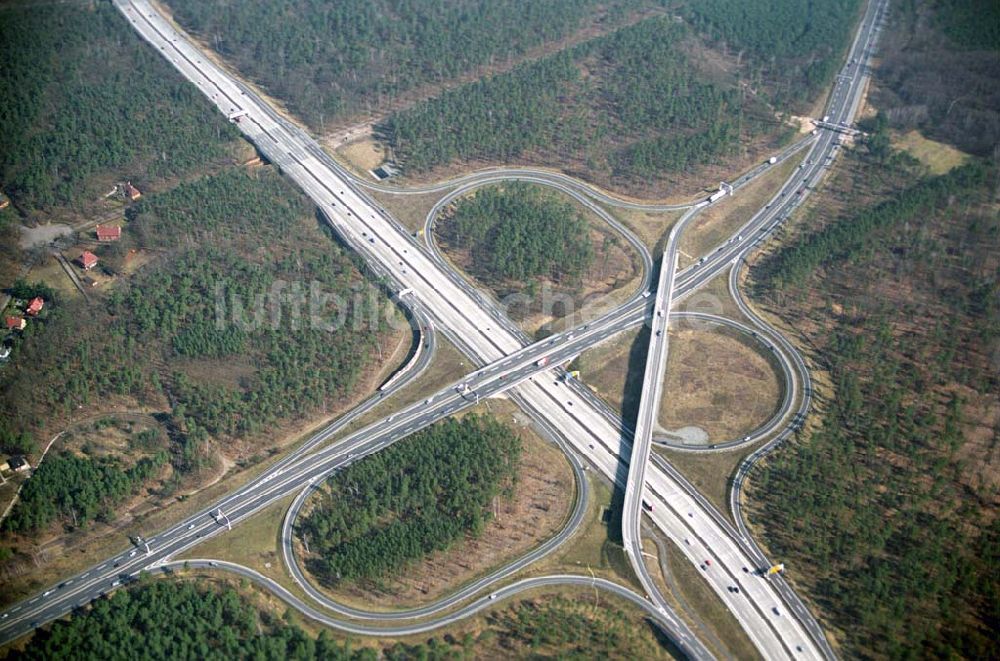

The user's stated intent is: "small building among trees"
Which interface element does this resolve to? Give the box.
[7,455,30,472]
[25,297,44,316]
[96,224,122,242]
[123,181,142,201]
[78,250,99,271]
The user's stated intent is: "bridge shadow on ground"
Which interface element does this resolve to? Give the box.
[609,321,653,544]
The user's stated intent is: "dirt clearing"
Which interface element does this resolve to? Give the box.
[576,326,644,420]
[892,130,970,174]
[335,137,386,174]
[659,326,783,444]
[370,189,452,234]
[607,205,684,251]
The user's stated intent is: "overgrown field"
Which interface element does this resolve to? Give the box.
[3,450,166,534]
[18,578,669,659]
[873,0,1000,157]
[680,0,863,104]
[381,16,779,186]
[0,168,398,537]
[162,0,864,192]
[444,182,594,283]
[166,0,651,128]
[0,2,237,212]
[435,182,639,330]
[298,414,521,586]
[747,144,999,658]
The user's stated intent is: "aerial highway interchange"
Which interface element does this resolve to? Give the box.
[0,0,889,658]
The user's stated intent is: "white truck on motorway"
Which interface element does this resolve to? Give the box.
[768,156,778,165]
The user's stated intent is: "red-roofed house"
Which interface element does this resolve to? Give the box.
[5,316,25,331]
[26,297,43,316]
[96,224,122,242]
[123,181,141,201]
[77,250,99,271]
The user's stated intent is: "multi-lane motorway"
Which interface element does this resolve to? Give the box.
[1,0,888,657]
[99,6,803,658]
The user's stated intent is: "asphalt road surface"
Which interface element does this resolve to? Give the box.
[0,0,888,657]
